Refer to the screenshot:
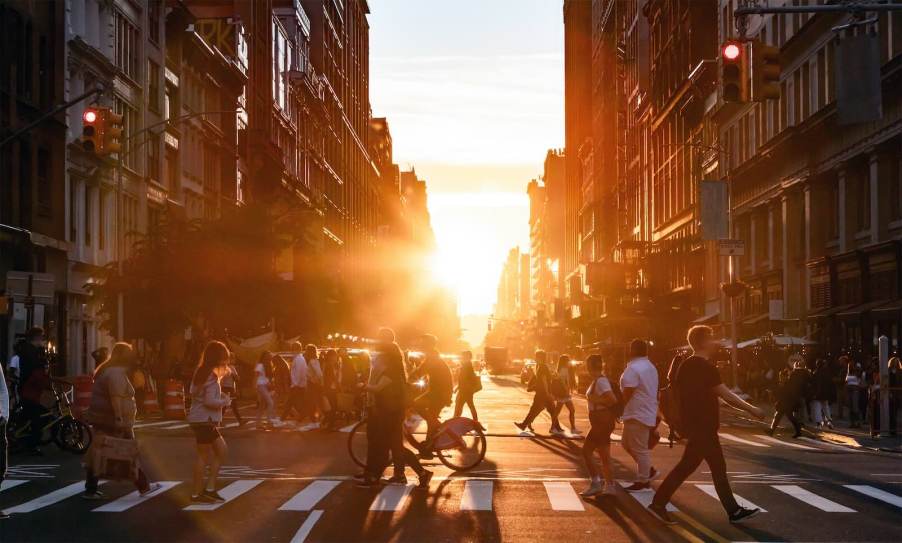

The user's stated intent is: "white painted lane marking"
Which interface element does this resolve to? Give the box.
[619,484,678,511]
[753,435,816,450]
[183,479,263,511]
[369,484,414,511]
[166,423,190,430]
[460,480,493,511]
[133,420,184,429]
[772,485,856,512]
[695,484,766,512]
[279,480,341,511]
[798,437,856,452]
[4,481,95,514]
[338,423,357,433]
[92,481,180,512]
[289,510,323,543]
[843,485,902,508]
[0,480,28,493]
[719,433,769,447]
[543,481,584,511]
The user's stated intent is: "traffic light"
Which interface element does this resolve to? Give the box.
[721,40,747,103]
[103,110,124,155]
[80,107,103,155]
[750,39,781,101]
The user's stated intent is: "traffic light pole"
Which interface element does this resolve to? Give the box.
[735,2,902,16]
[0,87,104,149]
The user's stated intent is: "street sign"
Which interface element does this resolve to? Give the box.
[699,180,730,240]
[718,239,745,256]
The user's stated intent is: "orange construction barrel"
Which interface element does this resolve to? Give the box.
[163,380,186,420]
[143,381,161,415]
[74,375,93,419]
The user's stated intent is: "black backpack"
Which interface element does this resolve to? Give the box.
[659,360,685,438]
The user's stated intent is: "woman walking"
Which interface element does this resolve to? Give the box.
[811,359,835,429]
[843,356,863,427]
[188,340,232,503]
[580,354,618,497]
[254,351,277,429]
[453,351,481,422]
[515,350,563,434]
[84,343,160,499]
[221,354,243,427]
[552,354,579,435]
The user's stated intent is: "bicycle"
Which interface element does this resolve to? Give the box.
[347,407,487,471]
[7,380,93,455]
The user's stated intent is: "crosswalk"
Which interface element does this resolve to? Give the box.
[2,477,899,518]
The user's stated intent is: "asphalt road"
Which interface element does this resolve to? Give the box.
[1,375,900,542]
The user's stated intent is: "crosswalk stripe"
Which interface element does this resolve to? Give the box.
[338,424,357,433]
[4,481,93,514]
[183,479,263,511]
[718,433,769,447]
[369,484,414,511]
[543,481,583,511]
[92,482,181,512]
[619,484,678,512]
[167,423,190,430]
[0,480,28,493]
[279,480,341,511]
[133,420,183,429]
[843,485,902,508]
[772,485,856,512]
[460,480,493,511]
[798,437,854,452]
[695,484,766,512]
[289,510,323,543]
[753,435,817,450]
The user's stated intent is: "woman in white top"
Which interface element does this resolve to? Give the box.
[187,341,232,503]
[580,354,619,498]
[255,351,277,428]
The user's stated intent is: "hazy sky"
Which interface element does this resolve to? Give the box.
[369,0,564,335]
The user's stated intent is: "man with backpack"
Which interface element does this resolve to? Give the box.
[649,325,765,525]
[620,339,659,491]
[410,334,453,459]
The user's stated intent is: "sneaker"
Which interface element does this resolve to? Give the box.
[580,480,604,498]
[81,491,106,501]
[601,482,618,496]
[647,503,676,525]
[356,477,381,489]
[0,511,9,519]
[514,421,527,431]
[549,427,566,436]
[190,494,216,503]
[729,506,761,523]
[203,489,226,502]
[382,474,407,486]
[826,421,834,429]
[570,427,582,435]
[624,481,651,492]
[417,470,434,489]
[139,482,163,497]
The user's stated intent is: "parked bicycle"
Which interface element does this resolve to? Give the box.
[6,380,93,454]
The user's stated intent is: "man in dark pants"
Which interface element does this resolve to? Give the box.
[768,360,810,437]
[649,325,765,525]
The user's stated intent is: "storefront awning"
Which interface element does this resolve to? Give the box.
[837,299,889,319]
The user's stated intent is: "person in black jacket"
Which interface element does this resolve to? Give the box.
[811,359,836,429]
[515,350,563,434]
[768,361,810,438]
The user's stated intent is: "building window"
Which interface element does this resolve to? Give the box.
[69,180,77,242]
[37,147,51,215]
[827,180,839,240]
[84,187,92,247]
[114,11,139,80]
[147,132,160,182]
[892,157,902,222]
[148,60,161,113]
[856,169,871,232]
[115,98,138,170]
[148,0,161,45]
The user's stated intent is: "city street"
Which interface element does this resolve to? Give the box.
[1,376,899,543]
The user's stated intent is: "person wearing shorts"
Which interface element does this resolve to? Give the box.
[580,354,619,498]
[187,341,232,504]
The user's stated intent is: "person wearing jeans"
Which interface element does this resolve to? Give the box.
[620,339,659,491]
[649,325,765,526]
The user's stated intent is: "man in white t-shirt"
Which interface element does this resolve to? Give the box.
[281,342,309,423]
[620,339,659,491]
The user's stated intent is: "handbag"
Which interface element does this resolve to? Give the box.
[90,433,140,481]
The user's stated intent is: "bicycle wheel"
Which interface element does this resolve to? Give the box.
[347,419,369,468]
[435,418,487,471]
[54,417,93,454]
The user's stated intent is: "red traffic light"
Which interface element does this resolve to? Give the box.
[83,110,98,123]
[722,42,741,61]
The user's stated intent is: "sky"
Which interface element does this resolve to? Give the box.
[368,0,565,345]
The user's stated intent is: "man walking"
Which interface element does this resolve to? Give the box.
[620,339,659,491]
[282,342,308,424]
[649,325,765,525]
[768,360,809,438]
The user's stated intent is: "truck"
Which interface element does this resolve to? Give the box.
[484,346,510,375]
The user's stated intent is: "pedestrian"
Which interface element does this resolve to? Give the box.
[0,349,9,520]
[254,351,278,428]
[453,350,481,422]
[410,334,454,457]
[187,340,232,503]
[83,343,161,500]
[579,354,618,498]
[221,354,244,426]
[620,339,659,491]
[889,356,901,436]
[649,325,764,525]
[304,344,325,428]
[360,328,433,489]
[843,356,863,427]
[356,329,390,487]
[811,359,835,429]
[321,349,340,429]
[867,362,881,438]
[768,360,809,438]
[551,354,579,435]
[515,350,564,435]
[339,348,359,392]
[16,327,52,455]
[281,342,309,424]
